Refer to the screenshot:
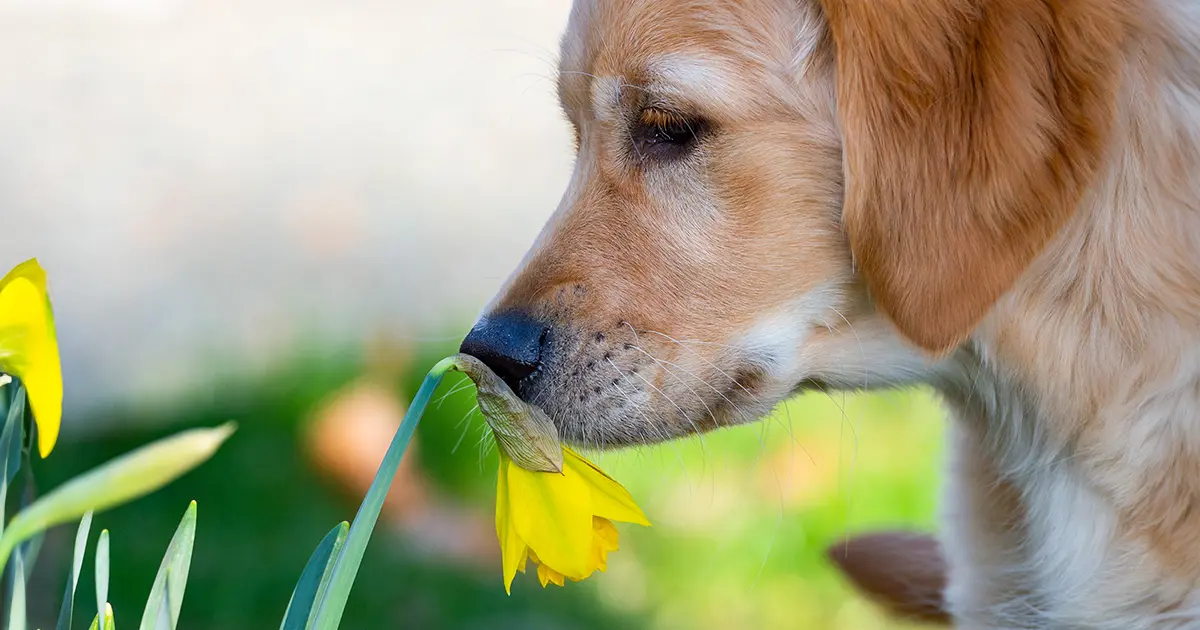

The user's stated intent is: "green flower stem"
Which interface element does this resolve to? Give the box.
[310,357,457,630]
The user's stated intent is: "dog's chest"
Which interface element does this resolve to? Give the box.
[939,353,1200,628]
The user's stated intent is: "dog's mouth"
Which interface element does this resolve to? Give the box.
[795,377,831,394]
[509,330,788,450]
[458,300,830,450]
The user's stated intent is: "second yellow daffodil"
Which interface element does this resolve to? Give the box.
[0,259,62,458]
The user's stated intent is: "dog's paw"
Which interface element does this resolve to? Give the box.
[826,531,951,625]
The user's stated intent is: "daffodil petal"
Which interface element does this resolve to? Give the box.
[505,455,593,579]
[563,448,650,526]
[586,518,619,574]
[537,563,566,588]
[539,565,564,587]
[593,517,619,552]
[516,547,528,574]
[587,544,608,574]
[495,454,530,594]
[0,259,61,458]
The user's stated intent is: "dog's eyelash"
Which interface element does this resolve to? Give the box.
[631,107,706,160]
[640,108,692,140]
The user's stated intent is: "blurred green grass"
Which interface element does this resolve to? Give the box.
[25,340,945,629]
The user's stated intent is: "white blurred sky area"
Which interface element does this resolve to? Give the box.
[0,0,575,423]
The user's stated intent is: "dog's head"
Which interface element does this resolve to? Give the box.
[461,0,1127,448]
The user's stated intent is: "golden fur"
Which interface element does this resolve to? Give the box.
[473,0,1200,626]
[824,0,1137,352]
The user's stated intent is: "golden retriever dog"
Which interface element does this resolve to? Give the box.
[458,0,1200,627]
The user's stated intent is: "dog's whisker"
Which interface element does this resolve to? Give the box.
[644,334,748,352]
[628,342,792,477]
[609,356,709,457]
[475,422,496,474]
[827,306,865,547]
[808,379,859,552]
[489,43,561,69]
[632,344,765,428]
[641,329,767,405]
[626,344,717,474]
[435,378,475,408]
[769,395,817,467]
[604,356,695,490]
[643,326,772,405]
[751,461,787,592]
[450,404,481,456]
[626,344,720,420]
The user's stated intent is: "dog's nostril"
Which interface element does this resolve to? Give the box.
[459,310,548,395]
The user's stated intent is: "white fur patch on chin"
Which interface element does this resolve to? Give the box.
[804,320,945,392]
[731,283,839,387]
[735,283,944,397]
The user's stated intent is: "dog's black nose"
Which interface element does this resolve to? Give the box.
[459,311,548,395]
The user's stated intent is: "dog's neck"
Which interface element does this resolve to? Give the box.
[926,8,1200,623]
[955,0,1200,491]
[935,1,1200,453]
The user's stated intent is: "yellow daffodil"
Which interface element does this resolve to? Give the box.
[495,446,649,593]
[0,259,62,457]
[442,353,651,593]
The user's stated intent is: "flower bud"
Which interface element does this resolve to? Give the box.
[446,353,563,473]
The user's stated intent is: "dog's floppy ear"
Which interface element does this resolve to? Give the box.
[818,0,1133,352]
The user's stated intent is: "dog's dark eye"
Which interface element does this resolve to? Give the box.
[632,108,705,160]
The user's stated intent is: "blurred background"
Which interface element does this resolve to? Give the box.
[4,1,944,628]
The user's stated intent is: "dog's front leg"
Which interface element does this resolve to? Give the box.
[941,420,1037,629]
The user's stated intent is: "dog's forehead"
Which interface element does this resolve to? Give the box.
[558,0,813,121]
[586,54,746,123]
